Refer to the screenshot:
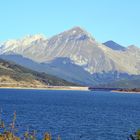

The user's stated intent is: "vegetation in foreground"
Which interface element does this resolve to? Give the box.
[0,110,61,140]
[128,130,140,140]
[0,110,140,140]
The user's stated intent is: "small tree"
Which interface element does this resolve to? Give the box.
[44,133,51,140]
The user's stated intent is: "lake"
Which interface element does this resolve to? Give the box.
[0,89,140,140]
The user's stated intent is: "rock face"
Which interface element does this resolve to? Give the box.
[0,27,140,86]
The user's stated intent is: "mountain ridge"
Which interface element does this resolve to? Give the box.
[103,40,126,51]
[0,26,140,87]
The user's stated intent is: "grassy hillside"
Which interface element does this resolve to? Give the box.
[0,59,76,88]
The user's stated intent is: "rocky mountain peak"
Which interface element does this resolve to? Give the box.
[22,34,46,43]
[51,26,95,42]
[127,45,140,52]
[128,45,138,49]
[103,40,126,51]
[67,26,94,39]
[69,26,88,33]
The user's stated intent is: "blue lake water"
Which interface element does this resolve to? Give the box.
[0,89,140,140]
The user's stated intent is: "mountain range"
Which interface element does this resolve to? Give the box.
[0,27,140,87]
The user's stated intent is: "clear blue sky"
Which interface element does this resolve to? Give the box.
[0,0,140,47]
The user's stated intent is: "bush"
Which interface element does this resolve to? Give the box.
[128,130,140,140]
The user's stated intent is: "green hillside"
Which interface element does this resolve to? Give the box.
[0,59,76,88]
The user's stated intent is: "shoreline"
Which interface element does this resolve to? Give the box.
[1,87,140,93]
[111,90,140,94]
[0,86,89,91]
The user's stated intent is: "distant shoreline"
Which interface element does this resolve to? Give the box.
[111,90,140,94]
[1,87,140,93]
[0,86,89,91]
